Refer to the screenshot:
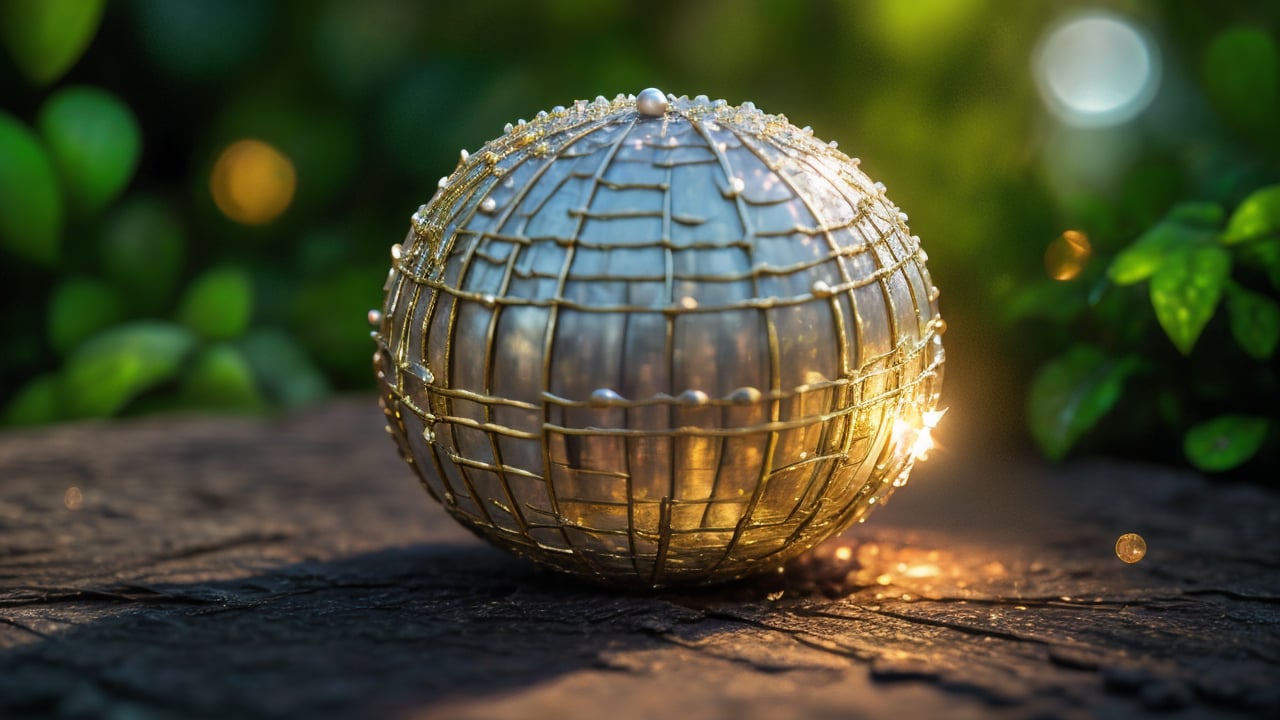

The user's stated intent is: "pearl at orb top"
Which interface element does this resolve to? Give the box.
[635,87,669,116]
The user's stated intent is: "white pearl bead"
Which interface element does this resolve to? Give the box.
[635,87,668,117]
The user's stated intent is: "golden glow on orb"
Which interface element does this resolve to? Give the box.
[374,91,945,587]
[895,408,948,463]
[210,139,297,225]
[1045,230,1092,280]
[1115,532,1147,563]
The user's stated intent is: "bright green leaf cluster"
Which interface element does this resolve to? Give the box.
[0,10,332,428]
[1029,184,1280,472]
[1105,194,1280,357]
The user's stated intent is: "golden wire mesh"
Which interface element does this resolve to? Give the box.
[373,91,944,588]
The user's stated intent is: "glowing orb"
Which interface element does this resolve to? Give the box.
[373,90,945,588]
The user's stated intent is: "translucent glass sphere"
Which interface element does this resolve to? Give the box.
[373,90,945,588]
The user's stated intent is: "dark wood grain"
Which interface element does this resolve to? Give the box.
[1,397,1276,719]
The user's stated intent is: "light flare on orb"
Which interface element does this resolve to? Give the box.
[896,408,948,463]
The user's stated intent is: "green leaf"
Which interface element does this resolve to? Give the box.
[1167,201,1225,229]
[0,112,62,265]
[179,344,263,412]
[293,266,382,386]
[236,329,329,408]
[1149,245,1231,355]
[1238,238,1280,292]
[1222,184,1280,244]
[0,0,105,85]
[1184,414,1270,472]
[100,196,185,311]
[36,86,142,216]
[1108,210,1213,285]
[1002,280,1087,324]
[178,267,253,340]
[1225,282,1280,359]
[1027,345,1138,461]
[2,373,61,426]
[61,321,197,418]
[48,277,123,356]
[1203,27,1280,138]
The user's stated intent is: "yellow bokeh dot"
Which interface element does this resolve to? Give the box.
[1115,532,1147,564]
[64,486,83,511]
[1045,229,1092,281]
[210,139,297,225]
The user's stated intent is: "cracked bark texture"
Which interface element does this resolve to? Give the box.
[1,397,1277,720]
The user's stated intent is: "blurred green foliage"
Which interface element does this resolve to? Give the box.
[0,1,1277,482]
[1024,190,1280,473]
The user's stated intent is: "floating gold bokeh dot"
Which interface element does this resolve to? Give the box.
[1045,229,1092,281]
[210,139,297,225]
[1115,532,1147,563]
[64,486,83,511]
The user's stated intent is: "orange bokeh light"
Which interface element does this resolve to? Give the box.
[210,139,296,225]
[1045,229,1092,280]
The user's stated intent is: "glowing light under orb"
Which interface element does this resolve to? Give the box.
[1034,12,1161,127]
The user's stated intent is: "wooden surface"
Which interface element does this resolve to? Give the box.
[1,397,1277,719]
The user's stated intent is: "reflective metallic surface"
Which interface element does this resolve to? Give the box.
[374,91,945,588]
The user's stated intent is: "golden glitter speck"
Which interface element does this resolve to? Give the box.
[64,486,83,511]
[1115,532,1147,563]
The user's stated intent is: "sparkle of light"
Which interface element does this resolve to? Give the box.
[900,407,947,462]
[64,486,84,511]
[210,139,297,225]
[1045,230,1092,280]
[1034,12,1160,127]
[1115,532,1147,563]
